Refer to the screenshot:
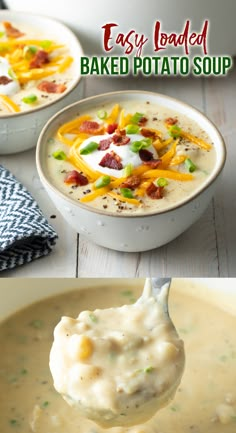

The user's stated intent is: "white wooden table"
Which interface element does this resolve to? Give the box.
[1,68,236,277]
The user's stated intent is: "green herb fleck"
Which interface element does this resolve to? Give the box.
[144,366,153,373]
[30,319,44,329]
[52,150,67,160]
[9,419,20,426]
[8,68,16,80]
[121,290,133,297]
[168,125,182,138]
[130,138,152,153]
[80,141,98,155]
[125,124,140,134]
[42,401,49,408]
[120,188,134,199]
[20,368,28,375]
[89,313,98,323]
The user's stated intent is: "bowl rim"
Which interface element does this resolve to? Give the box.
[0,9,84,119]
[36,89,227,219]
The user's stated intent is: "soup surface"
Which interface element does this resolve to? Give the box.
[0,283,236,433]
[0,20,76,115]
[46,99,216,215]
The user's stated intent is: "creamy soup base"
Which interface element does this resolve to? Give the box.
[47,100,216,215]
[0,283,236,433]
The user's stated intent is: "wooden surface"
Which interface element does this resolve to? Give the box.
[1,69,236,277]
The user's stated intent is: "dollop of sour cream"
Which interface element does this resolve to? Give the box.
[79,134,158,178]
[0,57,20,96]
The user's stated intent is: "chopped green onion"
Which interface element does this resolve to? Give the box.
[29,319,44,329]
[40,40,52,49]
[130,112,144,124]
[97,109,107,120]
[125,124,140,134]
[185,158,197,173]
[144,366,153,373]
[0,31,5,38]
[80,141,98,155]
[20,368,28,375]
[123,163,133,177]
[52,150,67,160]
[22,94,38,104]
[8,68,16,80]
[157,177,168,187]
[23,45,38,57]
[95,175,111,189]
[9,419,18,425]
[120,188,134,198]
[168,125,182,138]
[130,138,152,153]
[42,401,49,408]
[89,313,98,323]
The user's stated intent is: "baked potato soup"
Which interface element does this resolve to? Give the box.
[0,20,75,115]
[0,281,236,433]
[46,99,216,215]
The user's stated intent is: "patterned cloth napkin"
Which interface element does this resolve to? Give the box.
[0,165,58,271]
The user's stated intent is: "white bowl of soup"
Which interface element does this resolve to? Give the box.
[36,90,226,252]
[0,10,84,154]
[0,278,236,433]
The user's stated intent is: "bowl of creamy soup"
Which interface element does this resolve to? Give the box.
[0,10,84,154]
[36,90,226,252]
[0,277,236,433]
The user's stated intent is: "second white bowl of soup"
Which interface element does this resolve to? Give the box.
[0,278,236,433]
[36,91,226,252]
[0,10,84,154]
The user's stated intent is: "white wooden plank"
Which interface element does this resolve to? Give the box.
[204,67,236,276]
[1,148,77,277]
[78,75,219,277]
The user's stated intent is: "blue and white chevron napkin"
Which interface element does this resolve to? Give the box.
[0,165,58,271]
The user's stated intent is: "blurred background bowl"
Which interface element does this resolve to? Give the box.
[0,10,84,154]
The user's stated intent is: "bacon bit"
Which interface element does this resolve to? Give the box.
[139,149,154,161]
[29,50,49,69]
[3,21,24,38]
[37,80,67,94]
[120,175,141,190]
[107,123,118,134]
[112,129,130,146]
[64,170,88,186]
[79,120,101,134]
[99,151,123,170]
[98,137,112,150]
[165,117,178,125]
[138,116,148,126]
[146,183,164,199]
[0,76,13,85]
[140,127,160,139]
[144,159,162,168]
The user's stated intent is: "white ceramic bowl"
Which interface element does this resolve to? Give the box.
[0,10,84,154]
[4,0,236,56]
[36,90,226,252]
